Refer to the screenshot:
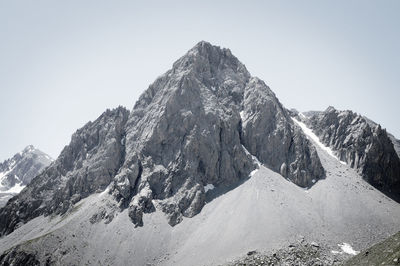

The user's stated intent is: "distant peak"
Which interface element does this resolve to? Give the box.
[22,145,36,153]
[325,106,337,113]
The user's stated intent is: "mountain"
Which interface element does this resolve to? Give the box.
[0,41,324,235]
[0,41,399,265]
[298,107,400,201]
[0,145,53,207]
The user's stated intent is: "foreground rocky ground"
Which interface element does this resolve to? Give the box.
[224,239,350,266]
[343,231,400,266]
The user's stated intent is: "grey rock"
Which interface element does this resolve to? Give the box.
[90,206,115,224]
[0,247,39,266]
[0,41,325,235]
[0,107,129,236]
[305,106,400,200]
[227,240,344,266]
[240,77,324,187]
[116,41,324,226]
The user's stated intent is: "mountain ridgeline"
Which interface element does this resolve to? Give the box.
[302,107,400,201]
[0,41,325,235]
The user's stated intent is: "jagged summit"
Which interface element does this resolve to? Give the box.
[172,41,246,74]
[134,41,250,111]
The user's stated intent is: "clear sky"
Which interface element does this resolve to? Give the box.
[0,0,399,161]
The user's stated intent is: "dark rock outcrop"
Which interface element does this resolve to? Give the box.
[0,248,39,266]
[304,106,400,200]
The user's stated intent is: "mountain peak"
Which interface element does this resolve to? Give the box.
[172,41,249,79]
[190,40,231,57]
[22,145,36,154]
[0,41,324,235]
[325,106,337,113]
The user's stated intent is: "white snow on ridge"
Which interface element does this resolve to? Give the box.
[45,155,54,162]
[239,111,245,120]
[241,145,262,167]
[0,170,11,190]
[2,182,25,194]
[339,243,359,255]
[241,144,263,177]
[292,117,346,165]
[331,243,359,255]
[204,184,215,193]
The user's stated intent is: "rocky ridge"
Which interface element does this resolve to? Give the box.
[0,41,324,235]
[0,107,129,235]
[301,106,400,200]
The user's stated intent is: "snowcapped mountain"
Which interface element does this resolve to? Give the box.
[0,146,53,207]
[0,42,399,265]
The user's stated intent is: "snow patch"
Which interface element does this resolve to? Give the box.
[204,184,215,193]
[241,145,263,177]
[99,186,110,196]
[292,117,346,165]
[339,243,359,255]
[331,243,359,255]
[241,145,261,168]
[2,182,26,194]
[44,155,54,161]
[240,111,245,120]
[250,169,258,177]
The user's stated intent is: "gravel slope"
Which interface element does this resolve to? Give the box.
[1,137,400,265]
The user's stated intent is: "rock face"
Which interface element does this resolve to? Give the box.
[304,106,400,200]
[0,41,324,236]
[112,41,324,226]
[0,248,40,266]
[0,107,129,235]
[0,146,52,207]
[240,78,324,188]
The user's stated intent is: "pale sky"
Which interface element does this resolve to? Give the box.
[0,0,399,161]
